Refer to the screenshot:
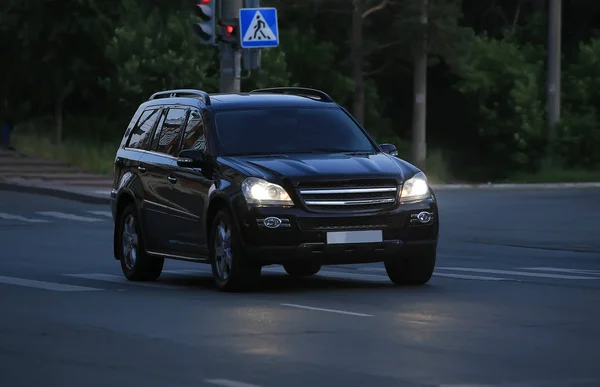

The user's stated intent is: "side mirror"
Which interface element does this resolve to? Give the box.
[379,143,398,157]
[177,149,205,168]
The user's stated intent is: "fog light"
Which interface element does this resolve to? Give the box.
[263,217,282,228]
[410,211,434,225]
[256,217,291,229]
[417,211,432,223]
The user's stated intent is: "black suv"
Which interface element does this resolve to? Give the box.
[110,87,439,291]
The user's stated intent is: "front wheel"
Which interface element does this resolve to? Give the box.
[117,204,164,281]
[209,208,261,292]
[384,250,436,286]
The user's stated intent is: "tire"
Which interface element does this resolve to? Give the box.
[209,208,261,292]
[384,249,436,286]
[117,203,164,281]
[283,261,321,277]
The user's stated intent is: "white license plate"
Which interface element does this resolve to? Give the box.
[326,230,383,245]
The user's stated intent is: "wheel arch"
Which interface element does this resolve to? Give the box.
[113,191,138,260]
[205,195,234,244]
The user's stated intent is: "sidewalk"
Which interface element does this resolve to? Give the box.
[0,148,112,204]
[1,148,600,205]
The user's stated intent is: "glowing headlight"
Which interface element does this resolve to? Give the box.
[241,177,293,206]
[400,172,431,202]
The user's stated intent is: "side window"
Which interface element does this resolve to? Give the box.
[127,108,160,149]
[181,109,206,152]
[150,109,167,152]
[156,108,187,156]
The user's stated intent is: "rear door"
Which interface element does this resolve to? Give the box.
[113,107,162,215]
[138,106,188,254]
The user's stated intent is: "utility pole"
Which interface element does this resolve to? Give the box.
[546,0,562,166]
[219,0,243,93]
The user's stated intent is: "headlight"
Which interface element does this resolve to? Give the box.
[400,172,431,202]
[241,177,293,206]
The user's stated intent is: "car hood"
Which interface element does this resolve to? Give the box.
[220,152,420,184]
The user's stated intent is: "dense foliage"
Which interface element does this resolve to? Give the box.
[1,0,600,180]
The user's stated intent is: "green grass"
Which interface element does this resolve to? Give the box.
[505,168,600,184]
[12,132,117,175]
[10,132,600,184]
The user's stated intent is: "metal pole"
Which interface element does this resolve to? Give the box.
[219,0,242,93]
[546,0,561,166]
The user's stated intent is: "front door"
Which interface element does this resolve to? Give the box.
[168,108,212,257]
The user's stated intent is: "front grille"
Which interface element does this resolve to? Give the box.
[298,179,398,212]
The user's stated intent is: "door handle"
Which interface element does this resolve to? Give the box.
[167,176,177,184]
[138,166,146,173]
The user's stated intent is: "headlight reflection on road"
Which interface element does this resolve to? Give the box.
[390,310,460,343]
[226,307,290,357]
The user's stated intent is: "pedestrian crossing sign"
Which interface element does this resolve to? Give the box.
[239,7,279,48]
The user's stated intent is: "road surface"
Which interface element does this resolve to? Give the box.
[1,188,599,387]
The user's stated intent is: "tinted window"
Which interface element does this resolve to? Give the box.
[214,107,375,156]
[150,110,167,151]
[127,108,160,149]
[181,109,206,152]
[156,108,187,156]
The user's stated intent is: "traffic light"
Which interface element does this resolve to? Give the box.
[192,0,216,45]
[218,19,239,46]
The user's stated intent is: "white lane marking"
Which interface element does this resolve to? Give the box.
[441,377,600,386]
[87,210,112,218]
[521,267,600,275]
[341,267,512,281]
[262,266,391,283]
[204,379,262,387]
[0,276,102,292]
[36,211,102,222]
[0,212,49,223]
[163,269,211,275]
[436,267,600,280]
[63,274,182,289]
[281,303,374,317]
[433,272,514,281]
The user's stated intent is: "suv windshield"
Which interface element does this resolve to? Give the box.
[214,107,376,156]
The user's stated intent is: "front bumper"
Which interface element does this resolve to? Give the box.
[232,196,439,265]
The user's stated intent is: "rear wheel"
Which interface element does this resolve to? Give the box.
[118,204,164,281]
[283,261,322,277]
[384,249,436,286]
[210,208,261,292]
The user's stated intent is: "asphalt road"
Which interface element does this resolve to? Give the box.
[1,188,599,387]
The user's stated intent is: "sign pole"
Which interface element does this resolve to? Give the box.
[219,0,242,93]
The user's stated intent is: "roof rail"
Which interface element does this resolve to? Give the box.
[249,87,334,103]
[148,89,211,105]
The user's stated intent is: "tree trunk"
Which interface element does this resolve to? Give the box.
[55,96,64,144]
[411,0,428,170]
[351,0,365,124]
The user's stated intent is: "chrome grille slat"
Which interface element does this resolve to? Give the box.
[298,181,398,211]
[304,198,396,206]
[299,187,397,195]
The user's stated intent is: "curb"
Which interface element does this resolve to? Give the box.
[431,182,600,190]
[1,181,599,206]
[0,183,110,205]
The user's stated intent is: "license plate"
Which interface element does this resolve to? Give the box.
[326,230,383,245]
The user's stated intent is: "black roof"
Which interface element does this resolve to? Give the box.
[139,88,337,112]
[208,93,336,110]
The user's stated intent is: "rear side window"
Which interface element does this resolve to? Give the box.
[181,109,206,152]
[156,108,187,156]
[127,108,160,149]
